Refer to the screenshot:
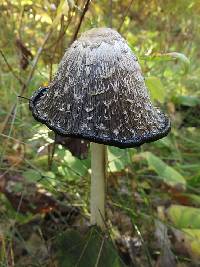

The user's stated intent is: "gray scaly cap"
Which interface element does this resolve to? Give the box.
[30,28,170,148]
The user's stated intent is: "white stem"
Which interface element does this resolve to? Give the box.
[90,143,106,229]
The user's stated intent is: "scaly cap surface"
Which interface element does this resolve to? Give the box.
[30,28,170,148]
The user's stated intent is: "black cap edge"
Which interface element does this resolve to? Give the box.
[29,87,171,149]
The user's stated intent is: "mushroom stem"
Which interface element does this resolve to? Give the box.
[90,142,106,229]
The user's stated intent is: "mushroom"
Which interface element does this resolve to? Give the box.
[29,28,170,230]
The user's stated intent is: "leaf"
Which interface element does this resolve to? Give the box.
[166,52,190,74]
[108,147,130,172]
[183,229,200,259]
[56,227,125,267]
[59,149,90,180]
[165,205,200,260]
[154,137,173,150]
[186,194,200,206]
[173,228,200,260]
[146,76,166,103]
[167,205,200,229]
[174,95,200,107]
[141,52,190,74]
[23,169,40,182]
[141,152,186,189]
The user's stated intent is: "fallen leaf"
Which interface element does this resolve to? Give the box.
[167,205,200,229]
[173,228,200,261]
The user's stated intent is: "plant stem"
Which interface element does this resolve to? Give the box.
[90,143,106,229]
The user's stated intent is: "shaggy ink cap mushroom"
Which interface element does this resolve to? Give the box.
[30,28,171,148]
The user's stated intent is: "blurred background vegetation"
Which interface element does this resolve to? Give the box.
[0,0,200,266]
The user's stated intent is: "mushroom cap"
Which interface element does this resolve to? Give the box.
[30,28,170,148]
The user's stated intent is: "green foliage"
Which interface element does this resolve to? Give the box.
[174,95,200,107]
[141,152,186,188]
[167,205,200,229]
[57,227,125,267]
[108,147,133,172]
[166,52,190,74]
[23,169,41,182]
[146,76,166,103]
[143,52,190,75]
[58,148,90,180]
